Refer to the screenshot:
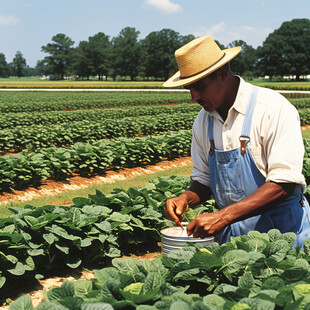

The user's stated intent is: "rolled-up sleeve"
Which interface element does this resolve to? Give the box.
[263,100,306,188]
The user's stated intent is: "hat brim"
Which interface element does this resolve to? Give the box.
[163,46,242,88]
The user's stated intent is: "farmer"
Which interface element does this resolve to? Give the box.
[164,35,310,246]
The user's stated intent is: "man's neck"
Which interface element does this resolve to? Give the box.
[217,75,240,122]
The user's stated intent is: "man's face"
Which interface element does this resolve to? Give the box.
[184,72,225,112]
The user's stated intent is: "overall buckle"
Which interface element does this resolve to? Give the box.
[240,136,250,155]
[209,139,215,155]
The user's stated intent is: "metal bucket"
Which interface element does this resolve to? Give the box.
[161,225,214,255]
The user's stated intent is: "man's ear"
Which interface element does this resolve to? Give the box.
[219,64,229,80]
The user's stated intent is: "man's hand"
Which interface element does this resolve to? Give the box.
[165,190,201,225]
[186,211,228,238]
[165,196,188,224]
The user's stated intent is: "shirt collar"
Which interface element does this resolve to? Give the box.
[232,76,249,116]
[209,76,251,122]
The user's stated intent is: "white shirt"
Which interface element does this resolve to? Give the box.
[191,77,306,191]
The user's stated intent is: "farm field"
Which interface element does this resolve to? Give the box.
[1,77,310,91]
[2,88,310,309]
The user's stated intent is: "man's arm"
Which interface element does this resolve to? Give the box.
[187,181,296,238]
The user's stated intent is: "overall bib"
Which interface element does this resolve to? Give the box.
[208,86,310,247]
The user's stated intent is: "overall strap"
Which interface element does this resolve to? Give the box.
[240,86,259,154]
[208,114,215,155]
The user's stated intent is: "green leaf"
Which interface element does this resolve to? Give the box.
[123,282,143,295]
[46,281,75,302]
[55,244,69,254]
[267,229,282,242]
[262,276,285,290]
[170,301,192,310]
[24,256,35,271]
[106,247,121,258]
[237,297,275,310]
[74,279,93,298]
[36,301,69,309]
[66,258,82,269]
[303,238,310,255]
[203,294,226,309]
[43,233,57,245]
[190,248,222,269]
[0,276,6,288]
[221,250,249,280]
[292,283,310,299]
[9,294,34,310]
[93,267,120,284]
[81,303,114,310]
[72,197,92,207]
[8,261,25,276]
[59,296,84,309]
[281,258,309,282]
[24,215,39,227]
[94,221,111,232]
[238,273,254,289]
[173,268,200,282]
[143,272,165,293]
[231,304,251,310]
[112,258,142,277]
[81,238,92,247]
[27,249,44,256]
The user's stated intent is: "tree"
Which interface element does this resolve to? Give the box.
[0,53,9,77]
[88,32,111,80]
[12,51,27,77]
[141,29,194,80]
[228,40,258,78]
[111,27,142,80]
[72,41,92,79]
[258,18,310,80]
[41,33,75,79]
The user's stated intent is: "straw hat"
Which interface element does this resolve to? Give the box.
[163,35,241,88]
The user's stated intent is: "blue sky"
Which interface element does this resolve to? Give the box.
[1,0,310,67]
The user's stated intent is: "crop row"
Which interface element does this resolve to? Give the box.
[0,130,192,192]
[261,83,310,91]
[0,175,215,296]
[0,103,200,130]
[0,133,310,195]
[0,113,197,152]
[0,91,192,113]
[1,109,310,154]
[297,108,310,126]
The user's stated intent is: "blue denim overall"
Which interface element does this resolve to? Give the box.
[208,86,310,246]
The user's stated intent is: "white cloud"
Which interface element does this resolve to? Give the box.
[0,15,19,26]
[191,22,272,47]
[145,0,182,14]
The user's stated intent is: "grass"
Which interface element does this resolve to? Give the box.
[302,129,310,139]
[0,162,193,218]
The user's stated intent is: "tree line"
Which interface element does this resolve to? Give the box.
[1,18,310,81]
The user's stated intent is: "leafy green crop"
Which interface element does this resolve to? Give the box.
[0,176,215,297]
[0,130,192,190]
[9,230,310,309]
